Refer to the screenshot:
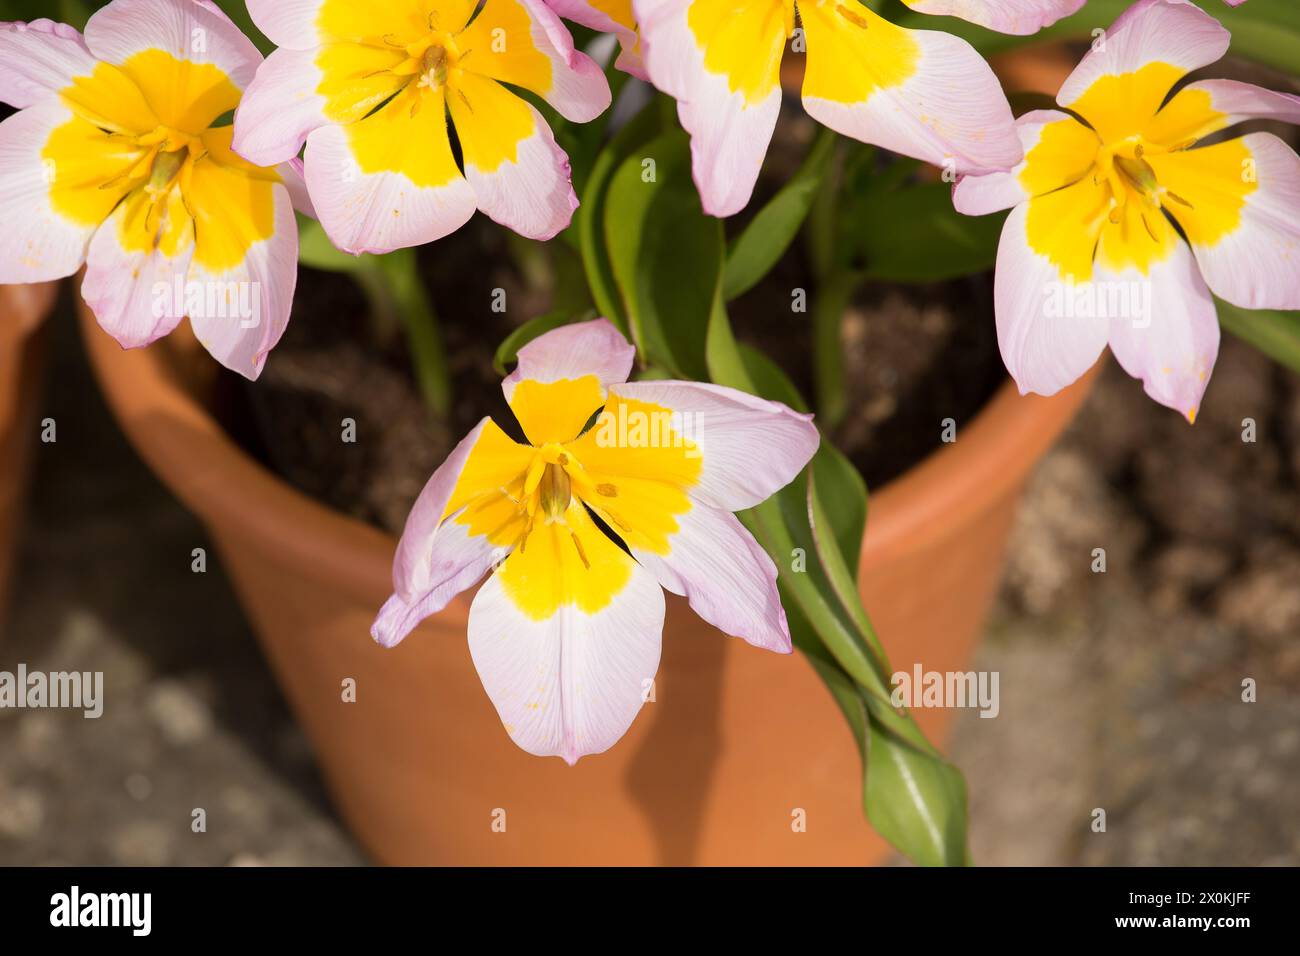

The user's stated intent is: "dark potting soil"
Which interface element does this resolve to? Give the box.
[224,205,1004,536]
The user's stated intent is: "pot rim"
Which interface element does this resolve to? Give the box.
[77,300,1096,617]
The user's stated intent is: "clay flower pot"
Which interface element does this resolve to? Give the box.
[0,282,60,631]
[80,297,1093,864]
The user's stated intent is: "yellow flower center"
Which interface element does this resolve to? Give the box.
[1088,137,1195,241]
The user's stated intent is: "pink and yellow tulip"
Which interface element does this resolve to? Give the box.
[372,319,820,763]
[551,0,1088,218]
[0,0,305,378]
[233,0,611,255]
[955,0,1300,421]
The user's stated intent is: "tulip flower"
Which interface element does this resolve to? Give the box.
[561,0,1089,218]
[0,0,305,379]
[954,0,1300,422]
[372,319,819,763]
[233,0,611,255]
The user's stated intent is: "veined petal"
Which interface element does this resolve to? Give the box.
[1148,133,1300,311]
[457,0,610,122]
[597,380,819,512]
[993,192,1110,397]
[183,128,298,379]
[898,0,1084,35]
[277,156,315,218]
[303,87,476,254]
[468,503,665,764]
[801,1,1022,176]
[633,503,791,653]
[503,318,635,445]
[0,100,121,283]
[81,186,194,348]
[1145,79,1300,148]
[546,0,645,79]
[1057,0,1229,143]
[231,47,327,167]
[247,0,473,51]
[448,73,577,241]
[635,0,784,217]
[84,0,263,132]
[393,417,533,603]
[0,19,96,109]
[1099,239,1218,422]
[954,109,1098,216]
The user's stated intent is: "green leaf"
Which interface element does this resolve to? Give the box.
[1217,300,1300,375]
[296,216,372,274]
[855,183,1001,283]
[723,128,836,300]
[492,311,581,377]
[863,699,971,867]
[737,343,809,413]
[707,297,969,865]
[812,268,863,427]
[577,100,664,334]
[604,129,723,378]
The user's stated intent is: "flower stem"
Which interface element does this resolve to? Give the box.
[375,248,452,418]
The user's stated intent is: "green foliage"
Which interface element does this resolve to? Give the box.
[601,129,723,378]
[723,127,836,301]
[1217,300,1300,376]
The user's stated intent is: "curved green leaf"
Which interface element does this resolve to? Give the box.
[724,128,836,301]
[604,129,723,377]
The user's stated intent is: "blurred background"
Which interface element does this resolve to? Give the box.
[2,285,1297,866]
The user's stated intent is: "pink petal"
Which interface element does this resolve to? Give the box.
[232,47,327,167]
[0,101,97,283]
[245,0,327,50]
[545,0,646,78]
[501,317,635,406]
[0,18,95,109]
[901,0,1085,36]
[953,109,1079,215]
[461,0,610,123]
[185,179,298,380]
[467,518,665,765]
[84,0,263,93]
[1100,241,1219,422]
[993,198,1110,397]
[635,0,781,217]
[449,84,578,241]
[607,380,820,512]
[82,196,193,348]
[302,103,476,255]
[633,503,791,653]
[1175,133,1300,312]
[801,6,1022,177]
[391,418,523,603]
[1056,0,1229,117]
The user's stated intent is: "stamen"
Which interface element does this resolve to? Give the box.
[1164,190,1195,210]
[570,532,591,570]
[595,483,618,498]
[836,4,870,28]
[457,88,473,113]
[1140,212,1159,243]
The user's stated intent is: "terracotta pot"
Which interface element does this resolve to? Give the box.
[0,282,60,632]
[80,300,1094,865]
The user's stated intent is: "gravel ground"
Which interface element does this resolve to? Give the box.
[0,307,1296,866]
